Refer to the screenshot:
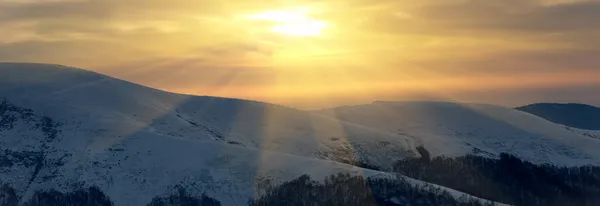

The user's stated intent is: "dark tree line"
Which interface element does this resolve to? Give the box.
[249,173,492,206]
[392,149,600,206]
[147,187,220,206]
[2,174,493,206]
[24,187,113,206]
[0,184,18,206]
[5,150,600,206]
[0,184,221,206]
[0,185,113,206]
[3,150,600,206]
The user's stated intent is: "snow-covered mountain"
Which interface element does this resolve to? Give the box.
[1,63,599,205]
[516,103,600,130]
[0,63,498,205]
[0,63,417,166]
[317,101,600,166]
[0,63,418,205]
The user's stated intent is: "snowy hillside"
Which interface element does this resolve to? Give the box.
[0,63,417,168]
[1,63,508,205]
[2,63,599,205]
[317,101,600,166]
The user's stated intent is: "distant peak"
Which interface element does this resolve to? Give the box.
[372,100,460,105]
[518,103,599,109]
[0,62,96,74]
[516,102,600,130]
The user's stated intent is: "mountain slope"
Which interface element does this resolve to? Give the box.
[0,63,417,168]
[516,103,600,130]
[0,88,500,206]
[1,63,599,205]
[0,63,432,205]
[0,97,388,205]
[316,101,600,166]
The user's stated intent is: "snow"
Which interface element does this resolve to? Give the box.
[317,101,600,166]
[0,63,419,169]
[2,63,598,205]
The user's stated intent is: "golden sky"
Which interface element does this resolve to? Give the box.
[1,0,599,108]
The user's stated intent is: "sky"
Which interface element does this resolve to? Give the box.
[1,0,599,108]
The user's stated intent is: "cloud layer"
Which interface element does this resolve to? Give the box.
[1,0,599,108]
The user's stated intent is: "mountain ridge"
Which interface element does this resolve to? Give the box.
[0,96,502,206]
[2,62,600,205]
[516,103,600,130]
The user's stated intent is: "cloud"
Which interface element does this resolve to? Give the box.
[418,0,600,32]
[89,43,275,93]
[347,0,600,36]
[0,0,599,107]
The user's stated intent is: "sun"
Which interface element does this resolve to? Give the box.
[247,8,328,37]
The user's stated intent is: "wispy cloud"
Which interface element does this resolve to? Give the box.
[0,0,598,107]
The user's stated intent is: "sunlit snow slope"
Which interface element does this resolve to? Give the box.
[0,63,419,205]
[1,63,597,205]
[317,101,600,166]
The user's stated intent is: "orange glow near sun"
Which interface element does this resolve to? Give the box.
[247,8,328,36]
